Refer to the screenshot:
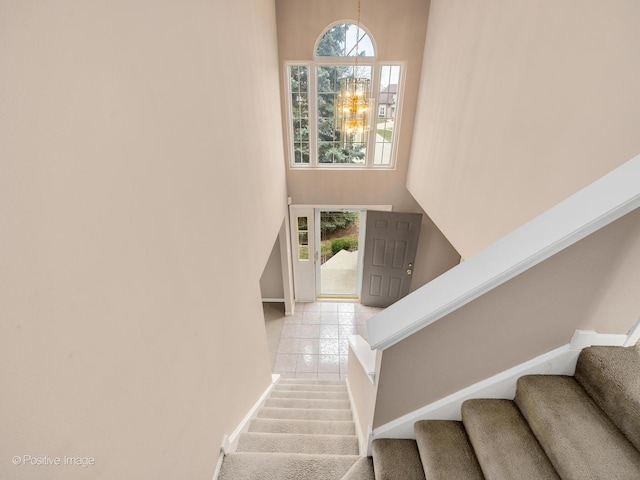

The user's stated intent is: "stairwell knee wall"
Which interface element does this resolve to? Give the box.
[373,208,640,427]
[347,348,383,456]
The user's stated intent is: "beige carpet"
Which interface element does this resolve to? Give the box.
[219,378,361,480]
[414,420,483,480]
[372,343,640,479]
[220,342,640,479]
[341,457,375,480]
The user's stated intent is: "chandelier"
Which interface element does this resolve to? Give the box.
[336,0,373,145]
[337,77,372,137]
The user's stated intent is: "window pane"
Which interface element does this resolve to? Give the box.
[296,216,309,260]
[317,65,371,165]
[374,65,401,166]
[289,65,310,165]
[316,24,375,57]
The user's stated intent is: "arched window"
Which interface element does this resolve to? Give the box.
[286,23,403,168]
[315,23,375,57]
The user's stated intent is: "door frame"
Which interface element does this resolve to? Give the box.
[315,208,365,299]
[289,204,392,303]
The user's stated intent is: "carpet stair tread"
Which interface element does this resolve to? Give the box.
[265,397,351,410]
[249,417,355,436]
[222,341,640,479]
[274,383,347,393]
[279,378,346,386]
[270,390,349,400]
[372,439,426,480]
[574,344,640,451]
[461,399,559,480]
[236,432,358,455]
[257,406,353,421]
[515,374,640,480]
[218,452,359,480]
[414,420,484,480]
[341,456,375,480]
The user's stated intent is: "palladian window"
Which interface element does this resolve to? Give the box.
[286,23,403,168]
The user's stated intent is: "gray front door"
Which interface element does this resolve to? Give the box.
[360,210,422,308]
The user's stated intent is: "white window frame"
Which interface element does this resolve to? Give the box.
[284,22,405,170]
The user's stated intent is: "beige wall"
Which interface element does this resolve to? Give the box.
[260,236,285,299]
[276,0,461,289]
[0,1,287,479]
[407,0,640,259]
[373,208,640,427]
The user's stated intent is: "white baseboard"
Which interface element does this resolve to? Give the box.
[211,446,225,480]
[227,374,280,451]
[212,374,280,480]
[624,317,640,346]
[569,329,627,350]
[372,330,628,441]
[346,376,369,457]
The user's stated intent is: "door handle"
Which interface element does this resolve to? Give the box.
[406,269,412,275]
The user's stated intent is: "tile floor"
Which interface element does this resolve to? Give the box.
[273,301,382,381]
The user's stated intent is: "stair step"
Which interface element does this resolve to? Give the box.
[274,383,347,393]
[461,399,559,479]
[372,439,426,480]
[515,375,640,479]
[574,344,640,451]
[279,378,346,386]
[257,406,353,421]
[218,452,359,480]
[236,432,358,455]
[264,397,351,410]
[341,456,375,480]
[248,417,355,436]
[270,389,349,400]
[414,420,483,480]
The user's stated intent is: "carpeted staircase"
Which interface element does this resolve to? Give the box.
[219,343,639,479]
[371,342,640,479]
[219,378,372,480]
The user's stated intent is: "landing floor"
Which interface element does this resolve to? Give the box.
[268,301,380,381]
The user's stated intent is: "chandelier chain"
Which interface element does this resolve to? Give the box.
[354,0,361,71]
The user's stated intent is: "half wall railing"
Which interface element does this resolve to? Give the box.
[367,154,640,351]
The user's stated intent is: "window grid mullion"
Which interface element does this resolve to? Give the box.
[367,65,380,168]
[310,65,318,167]
[287,63,297,167]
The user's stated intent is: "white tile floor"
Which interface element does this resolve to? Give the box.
[273,301,382,381]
